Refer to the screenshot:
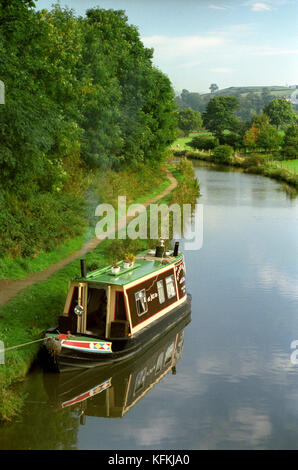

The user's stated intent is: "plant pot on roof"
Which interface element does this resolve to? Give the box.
[123,253,135,269]
[111,261,120,274]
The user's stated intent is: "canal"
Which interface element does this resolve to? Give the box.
[0,163,298,450]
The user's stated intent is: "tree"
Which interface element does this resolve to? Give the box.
[263,98,296,128]
[203,96,240,140]
[178,108,202,136]
[189,134,218,151]
[257,124,282,152]
[175,89,206,113]
[209,83,219,94]
[243,124,260,151]
[243,113,282,152]
[282,123,298,159]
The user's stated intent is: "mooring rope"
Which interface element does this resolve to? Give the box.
[0,337,47,354]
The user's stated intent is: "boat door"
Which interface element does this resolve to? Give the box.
[86,284,110,338]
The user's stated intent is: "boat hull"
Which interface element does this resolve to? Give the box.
[40,294,191,372]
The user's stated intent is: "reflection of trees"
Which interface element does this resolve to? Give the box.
[0,370,79,450]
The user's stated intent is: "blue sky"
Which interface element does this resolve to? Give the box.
[35,0,298,93]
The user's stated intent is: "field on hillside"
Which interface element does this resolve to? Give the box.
[202,86,294,98]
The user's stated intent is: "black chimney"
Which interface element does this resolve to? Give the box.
[80,259,87,278]
[173,242,179,256]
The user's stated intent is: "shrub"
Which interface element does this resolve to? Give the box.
[212,145,234,163]
[241,153,268,169]
[221,132,242,150]
[188,134,218,151]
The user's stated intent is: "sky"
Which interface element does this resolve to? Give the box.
[34,0,298,94]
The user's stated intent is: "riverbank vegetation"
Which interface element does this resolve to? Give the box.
[174,93,298,190]
[0,1,178,276]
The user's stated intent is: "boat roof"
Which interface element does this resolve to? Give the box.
[76,250,183,287]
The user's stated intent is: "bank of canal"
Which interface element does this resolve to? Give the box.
[0,162,298,450]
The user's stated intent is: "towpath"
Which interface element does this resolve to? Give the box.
[0,170,177,307]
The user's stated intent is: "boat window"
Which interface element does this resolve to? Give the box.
[135,289,148,316]
[157,280,165,304]
[165,275,176,299]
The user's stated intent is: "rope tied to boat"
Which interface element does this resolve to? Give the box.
[0,337,48,354]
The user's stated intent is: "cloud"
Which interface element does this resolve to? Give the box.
[208,3,229,9]
[250,2,272,10]
[253,48,298,56]
[141,35,225,64]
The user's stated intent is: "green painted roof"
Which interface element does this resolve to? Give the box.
[76,250,183,287]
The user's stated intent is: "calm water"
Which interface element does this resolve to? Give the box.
[1,164,298,450]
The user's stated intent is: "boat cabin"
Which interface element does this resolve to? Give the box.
[57,247,187,340]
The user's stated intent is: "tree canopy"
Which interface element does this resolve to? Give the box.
[202,96,240,140]
[263,98,296,129]
[177,108,202,136]
[0,2,178,192]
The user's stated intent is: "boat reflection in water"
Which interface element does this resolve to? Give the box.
[44,313,191,421]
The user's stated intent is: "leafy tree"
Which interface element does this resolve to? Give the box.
[0,2,180,259]
[282,123,298,159]
[175,89,207,113]
[236,92,263,122]
[209,83,219,94]
[203,96,240,141]
[189,134,218,151]
[263,98,296,129]
[178,108,202,136]
[243,113,282,152]
[257,123,282,152]
[243,124,260,151]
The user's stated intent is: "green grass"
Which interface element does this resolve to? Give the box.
[274,159,298,172]
[171,132,210,150]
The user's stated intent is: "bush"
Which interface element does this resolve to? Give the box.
[212,145,234,163]
[188,134,218,151]
[221,132,242,150]
[0,191,86,259]
[241,153,268,169]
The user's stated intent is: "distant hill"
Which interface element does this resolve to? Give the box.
[202,86,293,98]
[175,86,297,122]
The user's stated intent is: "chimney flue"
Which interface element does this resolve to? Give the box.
[173,242,179,256]
[80,259,87,278]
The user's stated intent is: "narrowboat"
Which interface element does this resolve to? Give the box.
[44,311,190,418]
[41,241,191,372]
